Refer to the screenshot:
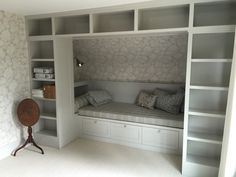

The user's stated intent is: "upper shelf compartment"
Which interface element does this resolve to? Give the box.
[194,2,236,27]
[28,18,52,36]
[192,33,235,59]
[55,15,89,35]
[138,5,189,30]
[93,10,134,33]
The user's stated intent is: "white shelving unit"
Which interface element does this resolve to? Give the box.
[182,1,236,177]
[27,15,76,148]
[25,0,236,176]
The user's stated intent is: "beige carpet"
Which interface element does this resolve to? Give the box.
[0,139,183,177]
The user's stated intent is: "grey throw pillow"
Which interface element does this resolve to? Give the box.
[154,88,184,114]
[86,90,112,107]
[74,94,89,111]
[136,91,157,110]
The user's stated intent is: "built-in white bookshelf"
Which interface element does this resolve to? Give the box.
[182,1,236,177]
[25,0,236,175]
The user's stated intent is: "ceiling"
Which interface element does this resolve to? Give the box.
[0,0,151,15]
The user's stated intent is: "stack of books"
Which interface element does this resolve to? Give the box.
[33,67,54,80]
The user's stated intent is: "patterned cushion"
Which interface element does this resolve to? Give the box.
[86,90,112,107]
[136,91,157,109]
[154,88,184,114]
[74,94,89,111]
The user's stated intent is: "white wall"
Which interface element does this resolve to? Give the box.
[0,10,30,159]
[219,30,236,177]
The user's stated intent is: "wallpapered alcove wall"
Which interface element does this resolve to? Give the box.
[73,33,188,83]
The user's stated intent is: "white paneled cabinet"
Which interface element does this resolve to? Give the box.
[142,127,179,150]
[79,117,182,154]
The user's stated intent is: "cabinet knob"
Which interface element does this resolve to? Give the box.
[124,124,127,128]
[157,129,161,133]
[94,120,97,124]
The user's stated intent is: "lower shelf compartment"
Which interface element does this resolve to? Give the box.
[188,131,222,144]
[36,129,57,137]
[34,132,59,148]
[183,160,219,177]
[187,154,220,168]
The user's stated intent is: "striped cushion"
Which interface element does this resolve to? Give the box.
[75,94,89,111]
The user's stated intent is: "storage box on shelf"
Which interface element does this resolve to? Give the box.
[93,10,134,33]
[138,4,189,31]
[54,15,90,35]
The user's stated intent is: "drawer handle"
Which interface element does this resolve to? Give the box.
[157,130,161,133]
[124,125,127,128]
[94,120,97,124]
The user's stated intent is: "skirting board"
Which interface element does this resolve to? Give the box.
[0,139,22,160]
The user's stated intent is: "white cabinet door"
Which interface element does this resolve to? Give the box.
[142,127,179,150]
[110,122,140,143]
[82,118,109,138]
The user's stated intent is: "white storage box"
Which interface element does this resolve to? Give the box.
[35,73,54,79]
[33,67,54,74]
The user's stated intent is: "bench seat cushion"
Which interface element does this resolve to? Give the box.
[77,102,183,128]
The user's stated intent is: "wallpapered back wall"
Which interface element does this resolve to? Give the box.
[73,34,188,83]
[0,11,30,148]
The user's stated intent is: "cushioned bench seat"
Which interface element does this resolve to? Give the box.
[77,102,183,128]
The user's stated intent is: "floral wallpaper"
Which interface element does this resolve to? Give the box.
[0,11,30,148]
[73,34,187,83]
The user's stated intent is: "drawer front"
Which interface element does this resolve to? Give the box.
[142,127,179,150]
[110,122,140,143]
[82,118,109,137]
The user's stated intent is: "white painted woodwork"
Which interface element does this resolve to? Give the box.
[25,1,236,176]
[110,122,140,143]
[219,28,236,177]
[142,127,179,150]
[54,38,77,148]
[77,115,183,154]
[82,118,110,138]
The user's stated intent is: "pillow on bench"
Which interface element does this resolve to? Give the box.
[86,90,112,107]
[136,91,157,110]
[153,88,184,114]
[75,94,89,111]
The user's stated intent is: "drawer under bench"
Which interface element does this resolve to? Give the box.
[76,115,183,154]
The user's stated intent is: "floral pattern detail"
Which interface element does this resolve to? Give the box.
[136,91,157,109]
[73,34,187,83]
[0,11,30,148]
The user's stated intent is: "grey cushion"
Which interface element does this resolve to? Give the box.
[74,94,89,111]
[136,91,157,109]
[86,90,112,107]
[154,88,184,114]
